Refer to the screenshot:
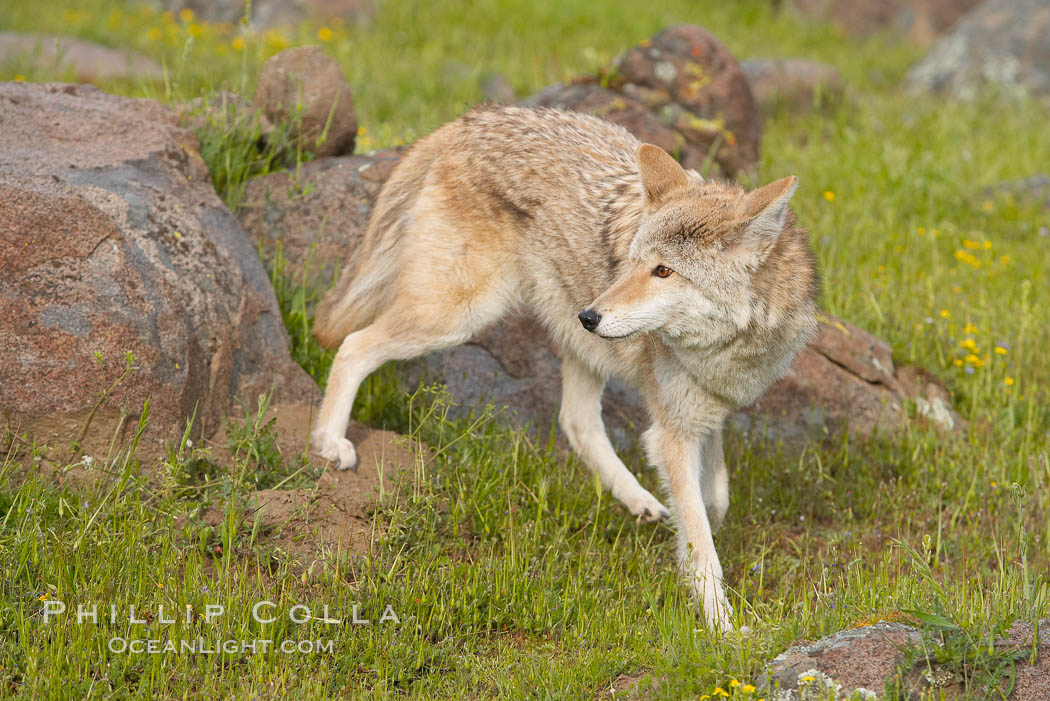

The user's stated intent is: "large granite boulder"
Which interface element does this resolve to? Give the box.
[908,0,1050,99]
[408,312,960,451]
[254,46,358,158]
[788,0,982,43]
[0,32,162,83]
[741,58,845,114]
[740,313,960,443]
[0,82,318,452]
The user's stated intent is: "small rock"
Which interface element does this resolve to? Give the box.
[522,83,688,166]
[0,32,162,83]
[255,45,357,158]
[907,0,1050,99]
[741,58,845,113]
[237,148,405,286]
[610,25,761,179]
[767,622,921,697]
[983,174,1050,211]
[787,0,982,44]
[481,72,517,104]
[996,619,1050,701]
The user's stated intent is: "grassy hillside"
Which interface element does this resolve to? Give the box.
[1,1,1048,698]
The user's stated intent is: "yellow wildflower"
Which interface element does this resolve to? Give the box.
[640,39,651,47]
[823,190,835,201]
[179,8,195,22]
[231,36,245,51]
[713,688,729,697]
[953,358,963,367]
[317,26,333,41]
[963,322,978,334]
[730,680,741,687]
[263,29,290,50]
[743,684,756,693]
[940,309,951,319]
[917,226,926,235]
[964,353,980,364]
[982,200,994,211]
[955,250,981,268]
[14,74,25,82]
[37,593,48,601]
[1005,377,1014,386]
[983,240,993,249]
[960,338,978,351]
[147,27,162,41]
[963,239,981,249]
[189,23,204,38]
[994,346,1007,355]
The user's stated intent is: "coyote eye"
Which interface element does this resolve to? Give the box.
[653,265,673,278]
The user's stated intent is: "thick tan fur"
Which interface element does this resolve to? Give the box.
[311,104,818,630]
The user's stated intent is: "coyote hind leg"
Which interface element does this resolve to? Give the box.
[558,357,670,522]
[312,321,405,470]
[702,429,729,533]
[313,261,512,470]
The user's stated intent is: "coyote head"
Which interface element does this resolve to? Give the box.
[578,144,801,342]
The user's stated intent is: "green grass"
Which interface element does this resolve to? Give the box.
[2,0,1049,698]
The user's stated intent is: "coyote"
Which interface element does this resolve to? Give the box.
[312,105,818,628]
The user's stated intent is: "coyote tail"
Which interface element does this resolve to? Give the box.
[312,233,400,349]
[312,151,428,349]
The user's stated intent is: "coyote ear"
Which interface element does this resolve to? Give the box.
[638,144,689,207]
[740,176,798,243]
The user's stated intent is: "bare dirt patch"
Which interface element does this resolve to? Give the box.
[203,402,427,563]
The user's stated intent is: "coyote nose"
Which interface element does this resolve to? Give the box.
[578,309,601,332]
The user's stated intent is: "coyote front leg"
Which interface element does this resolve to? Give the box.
[644,423,731,629]
[559,358,669,522]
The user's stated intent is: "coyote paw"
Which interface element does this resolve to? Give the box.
[621,488,671,523]
[313,433,358,471]
[690,566,733,631]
